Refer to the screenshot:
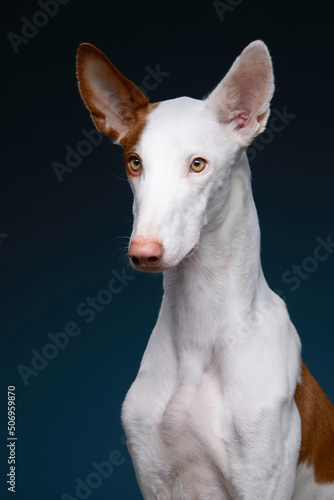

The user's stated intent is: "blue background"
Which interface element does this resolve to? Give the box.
[1,1,334,499]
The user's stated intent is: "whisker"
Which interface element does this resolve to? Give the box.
[112,172,128,182]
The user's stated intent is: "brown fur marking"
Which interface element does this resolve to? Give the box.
[295,361,334,483]
[76,43,150,142]
[121,103,159,177]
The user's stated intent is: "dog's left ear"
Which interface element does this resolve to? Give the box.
[206,40,274,147]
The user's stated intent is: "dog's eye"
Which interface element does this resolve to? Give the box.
[190,158,206,173]
[128,157,142,172]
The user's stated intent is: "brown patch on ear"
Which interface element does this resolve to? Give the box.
[295,361,334,483]
[76,43,149,142]
[121,102,159,175]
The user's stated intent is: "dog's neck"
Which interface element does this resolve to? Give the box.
[162,153,270,376]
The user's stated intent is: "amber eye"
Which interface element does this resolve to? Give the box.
[128,157,142,172]
[190,158,206,173]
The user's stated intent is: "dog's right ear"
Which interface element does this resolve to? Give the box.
[76,43,149,143]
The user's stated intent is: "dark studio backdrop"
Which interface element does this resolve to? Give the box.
[1,1,333,499]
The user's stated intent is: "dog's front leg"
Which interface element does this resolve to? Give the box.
[226,398,301,500]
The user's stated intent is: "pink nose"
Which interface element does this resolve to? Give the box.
[129,239,163,268]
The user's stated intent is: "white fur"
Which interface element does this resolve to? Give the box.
[120,45,302,498]
[116,42,333,499]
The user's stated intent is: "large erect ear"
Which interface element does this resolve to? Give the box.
[205,40,274,147]
[76,43,149,143]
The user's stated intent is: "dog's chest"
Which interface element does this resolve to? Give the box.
[123,367,234,499]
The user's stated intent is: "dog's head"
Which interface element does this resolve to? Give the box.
[76,41,274,272]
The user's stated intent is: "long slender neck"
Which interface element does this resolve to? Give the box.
[161,154,270,375]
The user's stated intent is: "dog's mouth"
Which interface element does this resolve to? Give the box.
[130,259,172,273]
[185,245,197,258]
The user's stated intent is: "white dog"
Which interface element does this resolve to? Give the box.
[77,40,334,499]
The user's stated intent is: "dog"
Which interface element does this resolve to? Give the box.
[76,40,334,499]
